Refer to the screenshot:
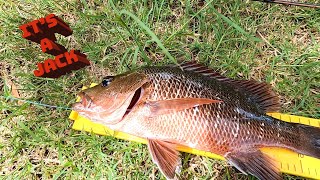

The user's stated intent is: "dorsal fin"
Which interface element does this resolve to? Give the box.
[179,61,228,81]
[229,80,280,112]
[178,61,280,112]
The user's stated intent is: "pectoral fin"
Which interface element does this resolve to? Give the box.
[147,139,181,179]
[148,98,222,116]
[225,149,281,180]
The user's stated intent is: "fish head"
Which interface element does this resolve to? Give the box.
[72,72,149,125]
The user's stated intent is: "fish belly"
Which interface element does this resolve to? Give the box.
[130,104,244,155]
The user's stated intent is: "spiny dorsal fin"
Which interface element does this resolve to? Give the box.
[179,61,280,112]
[147,139,181,179]
[179,61,228,81]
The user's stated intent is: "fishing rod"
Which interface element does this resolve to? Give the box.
[253,0,320,8]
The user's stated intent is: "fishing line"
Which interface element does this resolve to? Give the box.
[1,95,73,110]
[253,0,320,8]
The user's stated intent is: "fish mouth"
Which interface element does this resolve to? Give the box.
[78,92,93,108]
[72,86,143,124]
[122,87,143,119]
[71,92,93,112]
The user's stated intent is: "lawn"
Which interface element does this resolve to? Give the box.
[1,0,319,179]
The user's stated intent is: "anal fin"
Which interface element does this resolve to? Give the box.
[225,149,281,180]
[147,139,181,179]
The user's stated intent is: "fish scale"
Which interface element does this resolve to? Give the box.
[73,64,320,179]
[113,67,301,155]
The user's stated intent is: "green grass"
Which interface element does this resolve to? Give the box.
[1,0,319,179]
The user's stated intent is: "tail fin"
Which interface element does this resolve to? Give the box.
[298,124,320,159]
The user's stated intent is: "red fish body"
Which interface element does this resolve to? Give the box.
[73,62,320,180]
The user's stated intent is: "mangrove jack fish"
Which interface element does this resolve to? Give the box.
[73,62,320,179]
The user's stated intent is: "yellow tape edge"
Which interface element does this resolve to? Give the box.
[69,84,320,179]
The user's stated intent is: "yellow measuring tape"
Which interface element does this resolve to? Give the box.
[69,84,320,179]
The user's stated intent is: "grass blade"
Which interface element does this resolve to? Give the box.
[119,10,177,64]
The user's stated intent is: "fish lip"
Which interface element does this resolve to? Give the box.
[71,103,79,111]
[79,92,93,108]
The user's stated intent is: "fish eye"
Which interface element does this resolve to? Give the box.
[102,76,114,87]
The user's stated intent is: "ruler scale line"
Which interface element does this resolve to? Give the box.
[288,115,291,122]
